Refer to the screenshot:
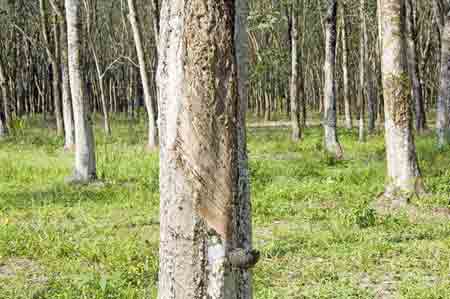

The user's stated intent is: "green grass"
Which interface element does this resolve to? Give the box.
[0,116,449,298]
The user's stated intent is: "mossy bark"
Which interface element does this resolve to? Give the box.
[380,0,423,201]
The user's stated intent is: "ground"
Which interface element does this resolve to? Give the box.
[0,116,449,299]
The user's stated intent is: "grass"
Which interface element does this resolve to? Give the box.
[0,115,449,298]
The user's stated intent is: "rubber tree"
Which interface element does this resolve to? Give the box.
[127,0,159,150]
[39,0,64,137]
[406,0,427,133]
[434,0,450,147]
[290,0,301,141]
[380,0,424,201]
[49,0,75,150]
[66,0,96,182]
[0,61,9,137]
[323,0,342,158]
[341,1,352,130]
[157,0,257,298]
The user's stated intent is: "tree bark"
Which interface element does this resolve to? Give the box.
[323,0,342,158]
[157,0,256,298]
[60,16,75,150]
[0,61,9,136]
[359,0,366,141]
[127,0,159,150]
[40,0,64,137]
[380,0,423,200]
[66,0,96,183]
[234,1,254,297]
[406,0,427,133]
[434,1,450,147]
[341,2,352,129]
[290,2,301,141]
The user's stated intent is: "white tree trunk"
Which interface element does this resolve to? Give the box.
[290,2,301,141]
[66,0,96,182]
[341,2,352,130]
[127,0,159,150]
[323,0,342,158]
[157,0,256,298]
[380,0,423,200]
[60,17,75,150]
[435,3,450,147]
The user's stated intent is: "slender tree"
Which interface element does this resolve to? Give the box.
[434,0,450,147]
[127,0,159,150]
[49,0,75,150]
[157,0,257,298]
[39,0,64,137]
[323,0,342,157]
[341,1,352,130]
[380,0,424,201]
[406,0,427,133]
[290,0,301,141]
[66,0,96,183]
[0,61,9,136]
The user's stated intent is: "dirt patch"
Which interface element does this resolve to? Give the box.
[0,257,47,285]
[371,195,450,223]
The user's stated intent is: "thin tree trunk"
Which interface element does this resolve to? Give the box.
[157,1,257,298]
[66,0,96,183]
[341,2,352,129]
[235,1,254,297]
[0,62,10,134]
[406,0,426,133]
[290,2,301,141]
[380,0,423,201]
[323,0,342,158]
[60,16,75,150]
[40,0,64,137]
[435,2,450,147]
[127,0,159,150]
[359,0,366,141]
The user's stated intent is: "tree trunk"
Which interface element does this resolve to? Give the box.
[157,1,257,298]
[40,0,64,137]
[380,0,423,200]
[235,1,254,297]
[359,0,366,141]
[290,2,301,141]
[435,2,450,147]
[127,0,159,150]
[60,16,75,150]
[406,0,426,133]
[66,0,96,183]
[0,62,10,135]
[323,0,342,158]
[341,2,352,129]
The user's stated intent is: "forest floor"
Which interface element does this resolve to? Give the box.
[0,116,449,299]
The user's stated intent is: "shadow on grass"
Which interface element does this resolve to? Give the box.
[0,182,153,211]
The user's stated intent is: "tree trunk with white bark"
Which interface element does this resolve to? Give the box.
[157,0,257,298]
[290,1,301,141]
[323,0,342,158]
[127,0,159,150]
[66,0,96,183]
[380,0,423,201]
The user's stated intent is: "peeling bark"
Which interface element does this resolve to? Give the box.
[157,0,254,298]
